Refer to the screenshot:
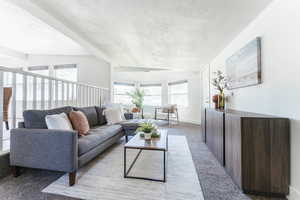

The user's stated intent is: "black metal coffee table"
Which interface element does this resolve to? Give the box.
[123,129,168,182]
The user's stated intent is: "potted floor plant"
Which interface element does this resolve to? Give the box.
[127,88,145,113]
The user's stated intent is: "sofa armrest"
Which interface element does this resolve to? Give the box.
[10,128,78,172]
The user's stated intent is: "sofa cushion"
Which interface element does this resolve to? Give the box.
[23,106,73,129]
[73,107,98,127]
[95,106,107,125]
[78,124,122,156]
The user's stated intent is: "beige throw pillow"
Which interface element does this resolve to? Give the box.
[103,107,123,124]
[103,103,126,120]
[69,111,90,136]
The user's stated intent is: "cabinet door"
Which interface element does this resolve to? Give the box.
[242,118,270,193]
[269,119,290,195]
[206,109,225,165]
[225,114,242,188]
[205,109,213,153]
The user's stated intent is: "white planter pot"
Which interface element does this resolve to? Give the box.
[144,132,152,140]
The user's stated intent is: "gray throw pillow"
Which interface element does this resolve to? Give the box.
[95,106,107,125]
[73,106,98,127]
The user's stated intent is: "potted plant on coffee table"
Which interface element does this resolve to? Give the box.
[136,122,158,140]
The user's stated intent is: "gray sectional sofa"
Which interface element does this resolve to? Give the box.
[10,106,130,186]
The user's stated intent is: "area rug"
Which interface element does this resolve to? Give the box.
[42,135,204,200]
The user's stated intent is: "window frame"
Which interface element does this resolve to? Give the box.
[140,83,162,106]
[113,82,135,105]
[53,64,78,82]
[27,65,50,76]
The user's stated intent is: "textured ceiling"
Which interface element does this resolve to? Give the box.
[13,0,272,69]
[0,1,89,55]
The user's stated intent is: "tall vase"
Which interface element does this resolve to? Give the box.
[212,94,219,109]
[219,92,225,110]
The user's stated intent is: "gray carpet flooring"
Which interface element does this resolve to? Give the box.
[0,124,285,200]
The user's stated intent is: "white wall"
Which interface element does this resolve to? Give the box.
[0,46,28,67]
[27,55,111,89]
[0,47,111,89]
[0,56,27,68]
[113,70,202,124]
[206,0,300,199]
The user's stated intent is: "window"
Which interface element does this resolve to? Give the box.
[113,82,135,105]
[28,66,49,76]
[168,80,188,107]
[54,64,77,82]
[26,65,78,82]
[140,83,162,106]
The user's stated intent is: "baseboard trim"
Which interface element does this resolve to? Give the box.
[179,120,201,125]
[288,186,300,200]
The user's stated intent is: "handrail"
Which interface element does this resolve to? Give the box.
[0,66,109,90]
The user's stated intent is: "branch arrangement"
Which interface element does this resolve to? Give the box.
[212,70,228,94]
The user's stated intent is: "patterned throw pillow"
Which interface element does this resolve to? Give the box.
[69,111,90,136]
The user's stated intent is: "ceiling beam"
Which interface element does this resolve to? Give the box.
[9,0,111,64]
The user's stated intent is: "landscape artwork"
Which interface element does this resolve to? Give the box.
[226,37,262,89]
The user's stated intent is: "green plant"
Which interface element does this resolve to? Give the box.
[212,70,228,94]
[136,122,156,133]
[126,87,145,109]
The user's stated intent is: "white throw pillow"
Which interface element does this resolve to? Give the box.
[103,108,123,125]
[103,103,126,120]
[45,112,73,130]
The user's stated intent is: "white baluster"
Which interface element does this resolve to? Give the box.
[83,86,87,106]
[48,79,52,108]
[72,83,75,106]
[23,74,27,111]
[67,83,69,105]
[41,78,45,109]
[88,86,91,106]
[92,87,95,105]
[12,73,16,128]
[33,76,37,109]
[55,80,58,107]
[61,82,64,106]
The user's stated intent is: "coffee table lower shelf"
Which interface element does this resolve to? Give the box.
[123,147,167,182]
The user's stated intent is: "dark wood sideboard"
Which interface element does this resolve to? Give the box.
[206,109,225,165]
[202,108,290,197]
